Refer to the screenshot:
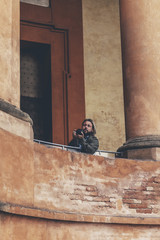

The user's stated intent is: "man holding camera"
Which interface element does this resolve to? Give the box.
[68,119,99,154]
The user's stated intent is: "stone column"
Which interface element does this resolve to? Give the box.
[0,0,33,139]
[0,0,20,107]
[118,0,160,160]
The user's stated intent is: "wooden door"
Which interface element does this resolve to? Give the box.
[20,0,85,145]
[21,22,68,144]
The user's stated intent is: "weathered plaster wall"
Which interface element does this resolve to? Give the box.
[0,0,20,107]
[1,129,160,239]
[82,0,125,151]
[1,128,160,220]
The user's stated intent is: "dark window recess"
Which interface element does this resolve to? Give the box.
[20,41,52,142]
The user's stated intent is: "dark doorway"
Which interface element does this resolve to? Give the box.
[20,40,52,142]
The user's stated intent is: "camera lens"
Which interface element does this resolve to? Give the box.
[76,129,83,135]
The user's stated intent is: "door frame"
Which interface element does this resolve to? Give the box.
[21,22,69,144]
[20,0,85,144]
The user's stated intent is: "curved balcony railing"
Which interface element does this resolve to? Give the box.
[34,139,122,158]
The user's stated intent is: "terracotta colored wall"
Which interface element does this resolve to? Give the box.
[0,0,20,107]
[1,128,160,221]
[1,128,160,239]
[82,0,125,151]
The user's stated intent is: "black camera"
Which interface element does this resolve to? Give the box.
[76,129,83,135]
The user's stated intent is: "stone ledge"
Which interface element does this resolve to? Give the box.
[1,202,160,225]
[124,148,160,161]
[0,112,33,140]
[0,98,33,125]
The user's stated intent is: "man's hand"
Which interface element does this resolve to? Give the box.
[72,129,77,139]
[77,132,84,139]
[72,129,84,139]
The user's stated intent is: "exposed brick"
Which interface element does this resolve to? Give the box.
[129,203,148,209]
[110,198,116,203]
[98,203,116,209]
[147,181,159,186]
[92,197,110,202]
[124,190,140,194]
[134,199,142,204]
[153,186,160,191]
[123,193,136,199]
[86,191,98,197]
[141,182,147,188]
[74,185,87,190]
[136,209,152,214]
[142,194,157,200]
[86,186,97,192]
[154,177,160,183]
[123,199,135,204]
[138,186,147,191]
[146,187,154,191]
[74,189,98,197]
[123,192,144,200]
[145,199,158,205]
[123,199,141,204]
[70,195,83,201]
[142,192,160,198]
[145,176,156,183]
[146,182,160,189]
[123,191,160,201]
[83,196,93,201]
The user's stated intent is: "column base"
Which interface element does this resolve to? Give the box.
[117,136,160,161]
[0,98,33,140]
[122,148,160,161]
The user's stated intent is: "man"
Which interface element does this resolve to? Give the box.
[68,119,99,154]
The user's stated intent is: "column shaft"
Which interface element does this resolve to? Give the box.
[0,1,33,140]
[120,0,160,139]
[119,0,160,159]
[0,0,20,107]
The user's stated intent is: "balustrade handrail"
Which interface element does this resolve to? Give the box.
[34,139,122,157]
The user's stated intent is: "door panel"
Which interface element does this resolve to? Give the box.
[20,2,52,24]
[21,23,51,44]
[51,32,68,144]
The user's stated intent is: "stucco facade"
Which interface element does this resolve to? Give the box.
[83,0,125,151]
[1,128,160,239]
[1,0,160,239]
[0,0,125,151]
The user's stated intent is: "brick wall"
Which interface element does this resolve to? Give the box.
[123,176,160,214]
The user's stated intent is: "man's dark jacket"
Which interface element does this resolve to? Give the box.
[69,134,99,154]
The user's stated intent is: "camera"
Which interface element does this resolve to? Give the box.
[76,129,83,135]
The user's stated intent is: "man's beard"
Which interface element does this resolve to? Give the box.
[84,131,92,137]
